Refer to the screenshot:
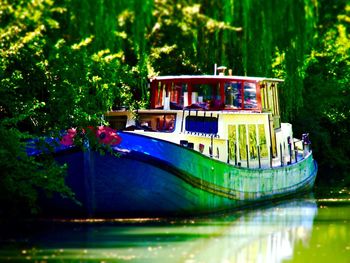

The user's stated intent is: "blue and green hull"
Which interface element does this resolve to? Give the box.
[44,131,317,217]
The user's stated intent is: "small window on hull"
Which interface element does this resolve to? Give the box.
[136,114,176,132]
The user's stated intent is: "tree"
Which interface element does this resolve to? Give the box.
[294,0,350,185]
[0,0,153,216]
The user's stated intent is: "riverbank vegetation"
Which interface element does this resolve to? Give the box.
[0,0,349,215]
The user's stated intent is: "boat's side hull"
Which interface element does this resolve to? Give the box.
[47,132,317,217]
[115,132,317,200]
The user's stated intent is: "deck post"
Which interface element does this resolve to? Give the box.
[288,144,292,165]
[246,145,249,168]
[280,143,283,167]
[234,142,237,165]
[270,146,273,168]
[227,140,230,163]
[257,145,261,168]
[181,109,185,132]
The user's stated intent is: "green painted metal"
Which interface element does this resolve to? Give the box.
[162,146,317,205]
[115,132,317,214]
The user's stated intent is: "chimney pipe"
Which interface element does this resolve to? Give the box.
[217,66,227,76]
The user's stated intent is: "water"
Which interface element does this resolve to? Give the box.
[0,188,349,263]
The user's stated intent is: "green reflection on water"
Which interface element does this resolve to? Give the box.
[1,191,350,262]
[285,203,350,263]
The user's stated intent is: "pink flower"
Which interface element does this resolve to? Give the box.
[60,128,77,146]
[96,126,121,145]
[59,126,121,147]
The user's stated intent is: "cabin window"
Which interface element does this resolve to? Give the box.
[183,83,210,108]
[138,113,176,132]
[168,83,182,107]
[185,116,218,134]
[260,84,268,111]
[193,84,215,103]
[272,84,280,116]
[269,83,274,111]
[186,83,222,109]
[152,79,260,111]
[260,82,281,129]
[153,81,183,109]
[224,81,257,109]
[261,82,275,112]
[244,82,257,109]
[154,82,164,108]
[225,82,242,109]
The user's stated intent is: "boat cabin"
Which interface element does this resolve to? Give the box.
[150,76,280,113]
[106,75,298,169]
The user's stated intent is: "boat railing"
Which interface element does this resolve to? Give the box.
[228,139,312,170]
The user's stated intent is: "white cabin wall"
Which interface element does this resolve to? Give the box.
[175,111,272,164]
[173,111,273,164]
[173,110,226,160]
[275,123,294,164]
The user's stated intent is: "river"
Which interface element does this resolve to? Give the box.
[0,187,349,263]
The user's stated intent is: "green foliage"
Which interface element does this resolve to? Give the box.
[0,125,74,217]
[148,1,243,75]
[0,0,151,216]
[294,0,350,186]
[0,0,72,217]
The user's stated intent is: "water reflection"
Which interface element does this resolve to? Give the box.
[185,199,317,263]
[0,198,318,262]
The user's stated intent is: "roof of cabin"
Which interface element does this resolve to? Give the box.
[150,75,284,83]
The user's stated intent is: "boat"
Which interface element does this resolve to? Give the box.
[28,69,318,217]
